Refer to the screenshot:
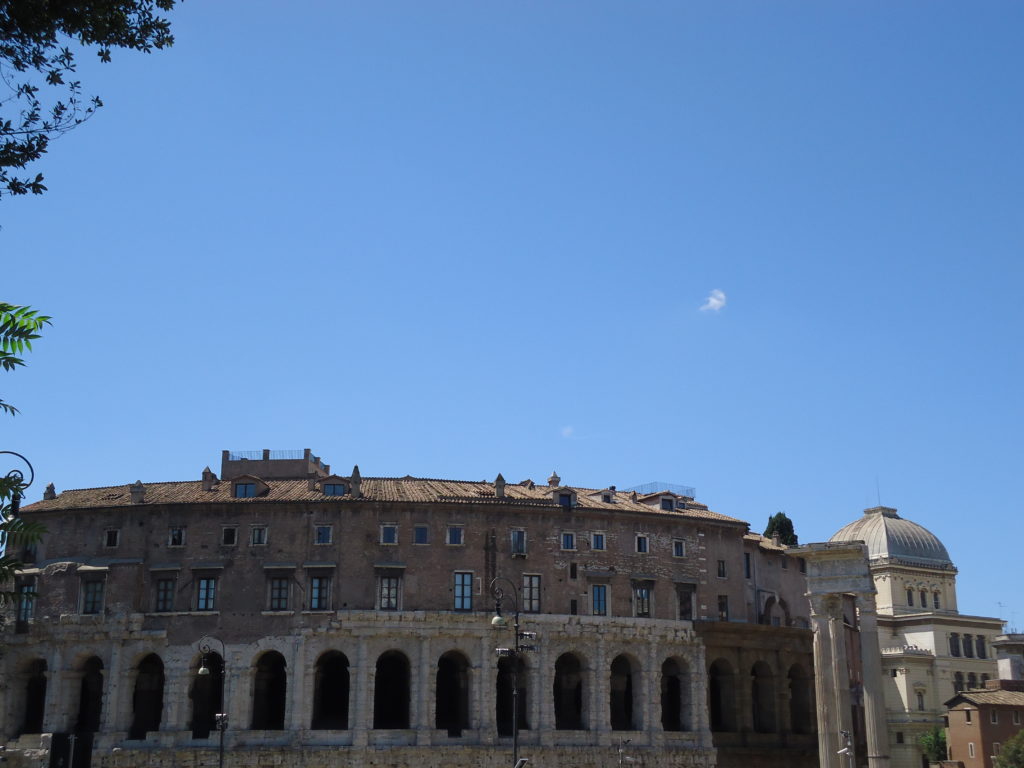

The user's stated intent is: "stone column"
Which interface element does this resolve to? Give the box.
[811,594,841,768]
[42,646,64,734]
[416,634,432,744]
[105,643,124,733]
[162,662,191,732]
[351,635,369,746]
[594,632,609,738]
[479,633,496,742]
[644,637,658,740]
[537,638,553,745]
[857,593,890,768]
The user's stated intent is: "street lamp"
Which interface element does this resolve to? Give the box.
[197,637,227,768]
[490,577,539,768]
[0,450,35,516]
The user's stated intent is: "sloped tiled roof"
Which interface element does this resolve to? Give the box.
[22,476,745,524]
[947,689,1024,708]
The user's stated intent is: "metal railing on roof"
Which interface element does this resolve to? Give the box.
[623,481,696,498]
[227,450,306,461]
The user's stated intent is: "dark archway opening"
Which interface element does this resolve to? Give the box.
[190,652,223,739]
[129,654,165,739]
[610,655,636,731]
[496,656,529,735]
[661,658,689,731]
[788,664,814,734]
[312,651,350,729]
[709,659,736,732]
[435,651,470,736]
[22,659,47,735]
[251,651,287,730]
[75,657,104,733]
[373,651,410,729]
[752,661,776,733]
[553,653,585,730]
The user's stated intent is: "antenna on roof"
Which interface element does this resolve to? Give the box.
[875,476,882,507]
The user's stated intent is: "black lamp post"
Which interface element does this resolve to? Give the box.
[0,450,35,516]
[197,637,227,768]
[490,576,538,768]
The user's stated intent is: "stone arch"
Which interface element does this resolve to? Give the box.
[496,655,529,735]
[788,663,814,734]
[610,653,640,731]
[75,656,104,733]
[374,650,411,729]
[777,598,792,626]
[660,656,690,731]
[311,651,350,729]
[435,650,471,736]
[251,651,287,730]
[129,654,165,739]
[751,660,776,733]
[189,651,223,739]
[762,596,777,625]
[553,652,586,730]
[708,658,737,732]
[20,658,47,735]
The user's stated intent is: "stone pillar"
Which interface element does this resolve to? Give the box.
[736,646,752,734]
[42,646,64,734]
[162,662,191,732]
[351,635,369,746]
[288,636,305,731]
[858,593,890,768]
[594,633,609,737]
[105,643,124,733]
[537,638,553,745]
[644,637,658,739]
[479,633,496,741]
[811,594,841,768]
[416,635,432,744]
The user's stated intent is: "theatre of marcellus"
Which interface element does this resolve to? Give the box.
[0,449,1001,768]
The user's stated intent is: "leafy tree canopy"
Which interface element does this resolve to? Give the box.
[1,0,178,198]
[1,302,50,415]
[764,511,798,546]
[995,727,1024,768]
[917,726,947,764]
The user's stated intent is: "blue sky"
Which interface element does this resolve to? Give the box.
[3,1,1022,629]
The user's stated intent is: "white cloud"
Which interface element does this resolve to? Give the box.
[561,425,574,439]
[700,289,726,312]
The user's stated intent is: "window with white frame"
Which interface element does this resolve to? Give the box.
[991,710,999,724]
[314,525,332,545]
[968,743,975,759]
[196,577,217,611]
[1014,710,1021,725]
[591,532,606,551]
[446,525,464,546]
[378,572,401,610]
[309,575,331,610]
[250,525,268,546]
[380,524,398,545]
[561,532,576,551]
[510,529,527,555]
[592,584,607,616]
[453,571,473,611]
[413,525,429,545]
[673,539,685,558]
[635,535,649,553]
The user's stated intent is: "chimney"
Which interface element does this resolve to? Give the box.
[495,473,506,498]
[130,480,145,504]
[350,465,362,498]
[548,471,560,487]
[42,482,56,500]
[201,467,217,491]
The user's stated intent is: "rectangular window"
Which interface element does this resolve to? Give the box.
[592,584,607,616]
[717,594,729,621]
[310,576,330,610]
[561,532,576,551]
[601,493,612,503]
[895,732,904,744]
[920,589,927,607]
[1014,711,1021,725]
[968,743,975,759]
[558,493,572,508]
[453,572,473,611]
[950,633,961,657]
[155,577,175,612]
[717,560,727,578]
[322,483,346,496]
[221,527,237,546]
[196,577,217,611]
[446,525,464,546]
[799,558,807,574]
[660,497,674,511]
[250,526,268,546]
[744,552,752,578]
[379,574,400,610]
[82,580,104,614]
[677,585,694,620]
[635,535,649,553]
[168,527,185,547]
[380,524,398,545]
[413,525,429,545]
[104,529,120,548]
[963,634,974,658]
[591,532,605,551]
[994,743,1002,756]
[633,582,652,618]
[907,589,914,606]
[269,577,289,611]
[510,529,526,555]
[781,555,789,570]
[933,592,940,609]
[570,599,578,615]
[314,525,332,545]
[522,574,541,613]
[17,580,35,622]
[976,636,986,659]
[234,482,256,498]
[991,710,999,724]
[965,709,972,723]
[673,539,686,558]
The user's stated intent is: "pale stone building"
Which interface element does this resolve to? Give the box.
[830,506,1002,768]
[0,449,816,768]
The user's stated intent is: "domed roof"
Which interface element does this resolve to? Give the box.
[829,506,954,569]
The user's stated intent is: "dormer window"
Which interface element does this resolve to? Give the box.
[602,494,612,503]
[323,483,347,496]
[660,497,674,511]
[558,493,572,508]
[234,482,256,498]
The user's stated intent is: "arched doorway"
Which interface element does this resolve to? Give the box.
[788,664,814,734]
[129,654,165,739]
[21,659,47,735]
[251,651,287,730]
[312,651,350,729]
[496,655,529,735]
[708,658,736,732]
[190,652,223,739]
[435,651,470,736]
[75,656,104,733]
[553,653,585,730]
[373,651,410,729]
[610,654,638,731]
[751,661,776,733]
[660,657,690,731]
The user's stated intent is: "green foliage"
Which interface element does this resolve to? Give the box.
[0,302,51,415]
[995,728,1024,768]
[0,0,178,199]
[0,475,46,607]
[918,726,947,764]
[763,511,798,546]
